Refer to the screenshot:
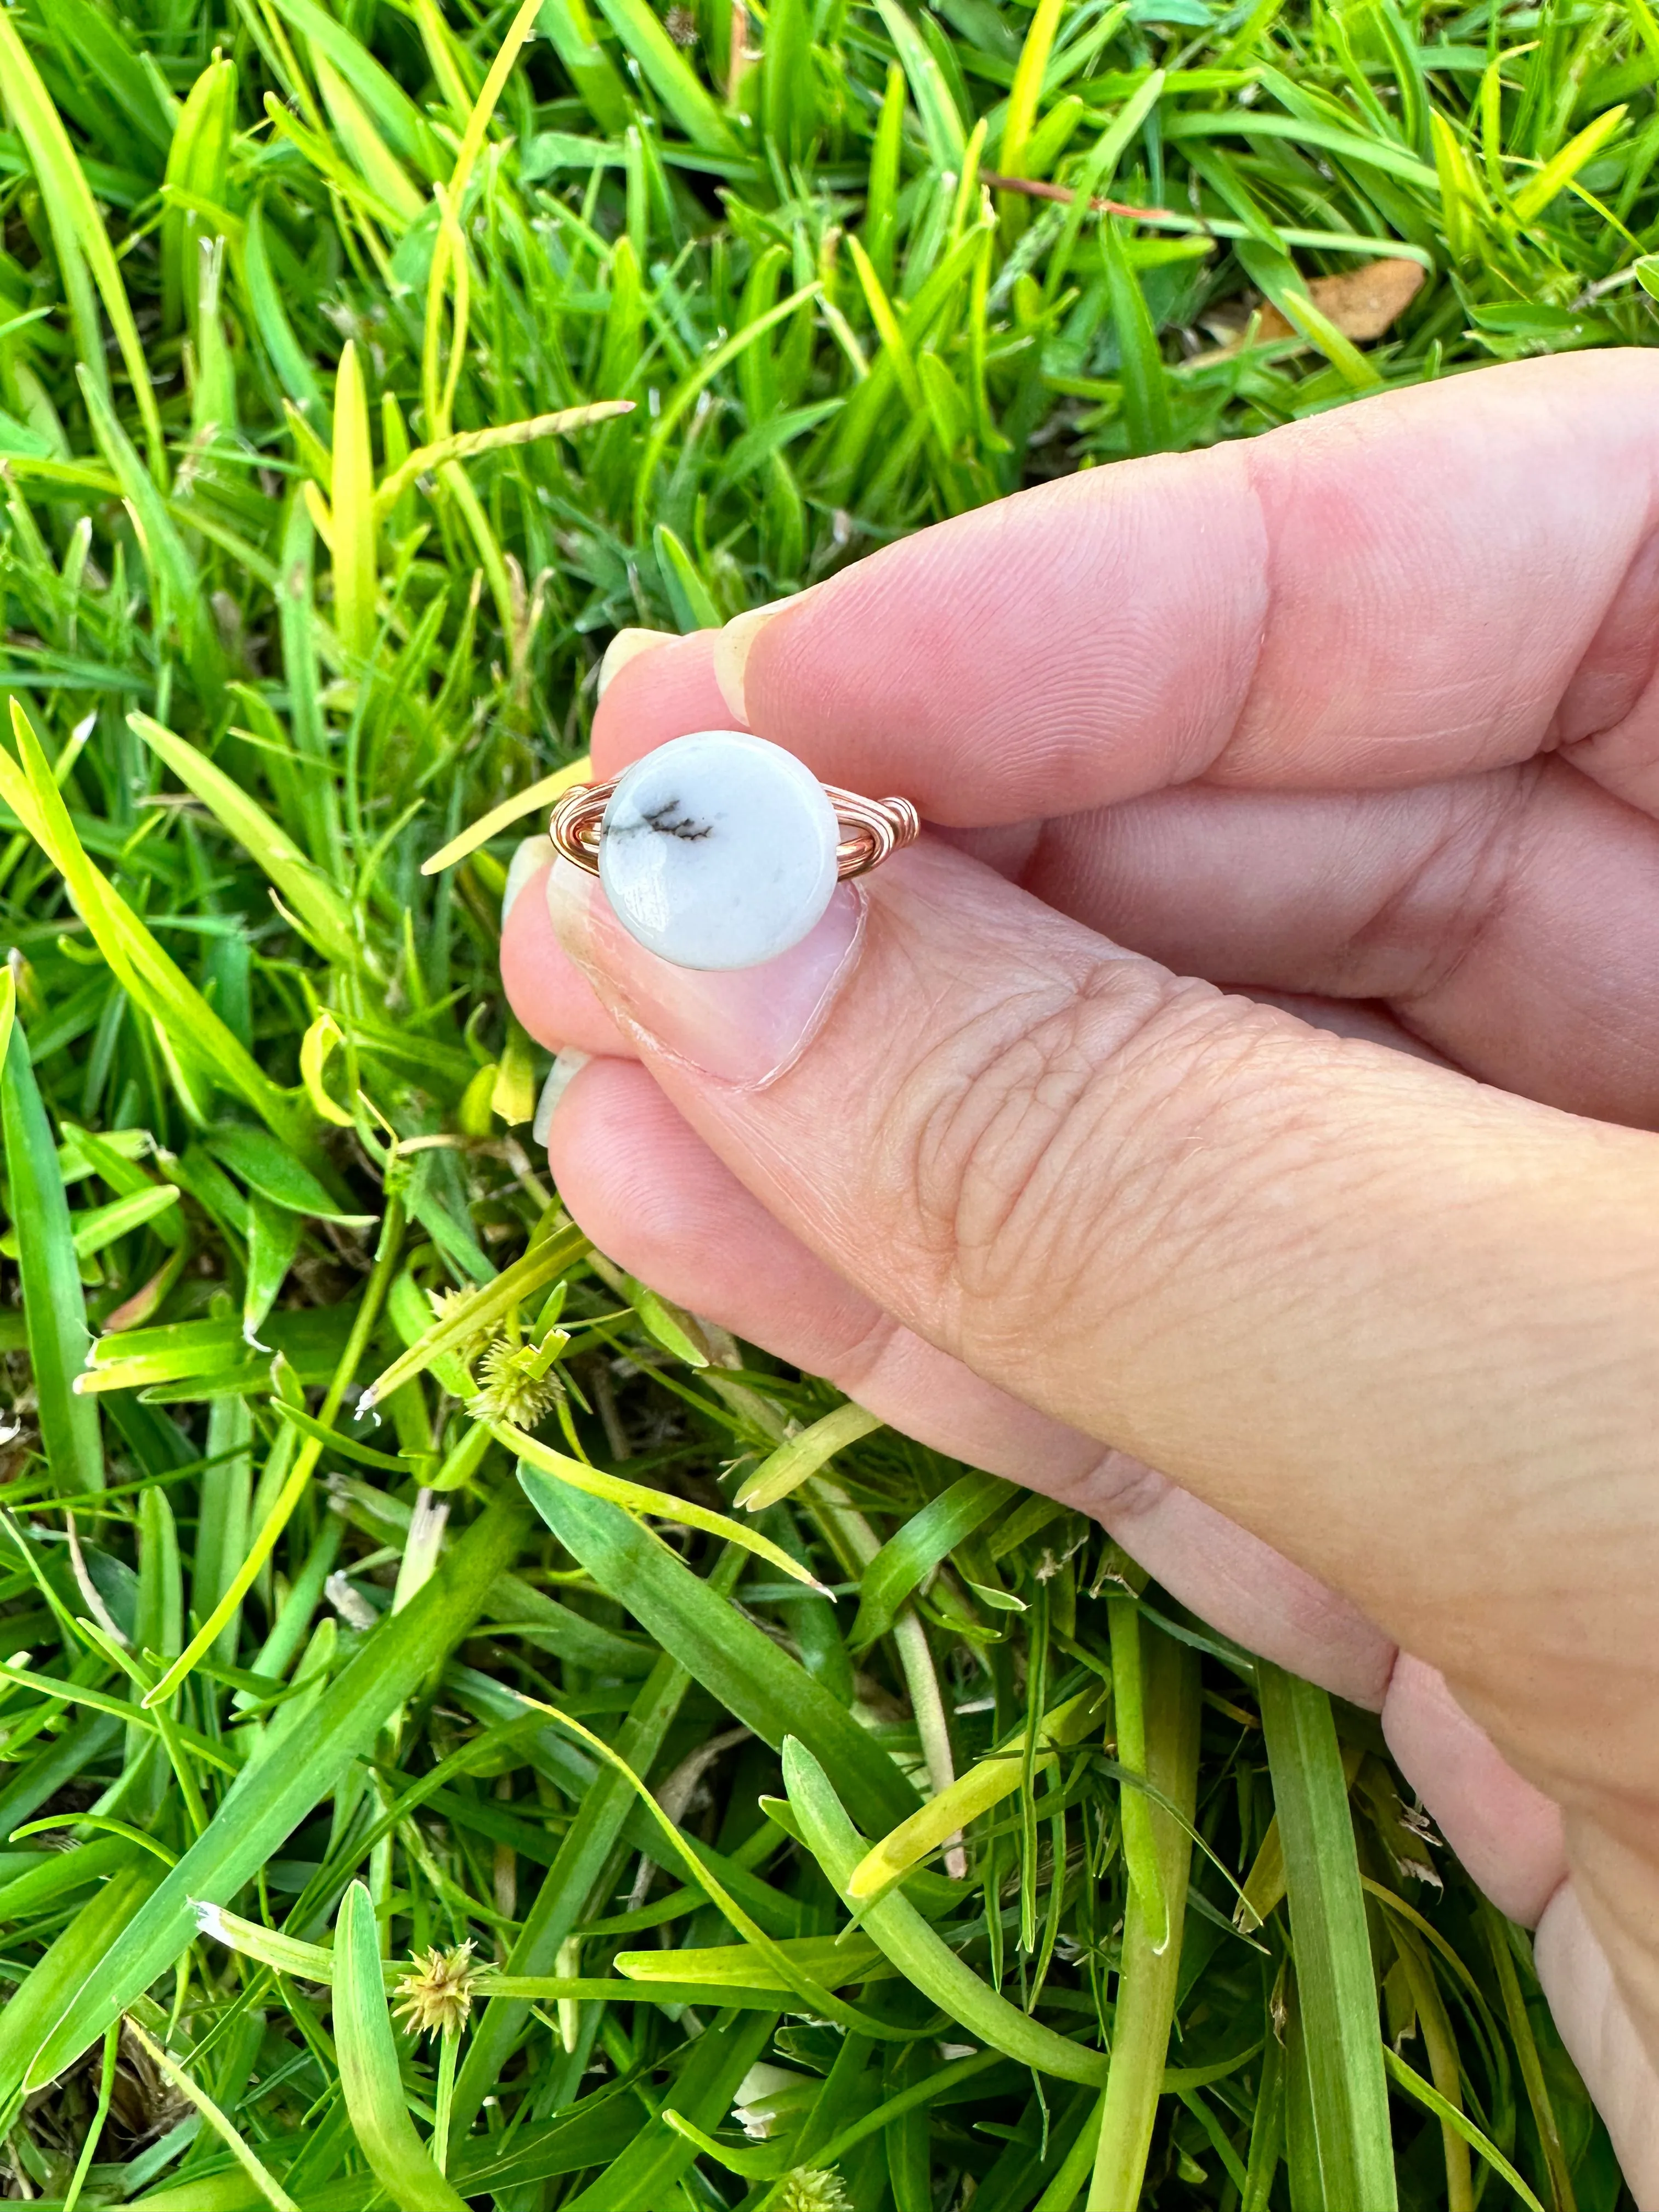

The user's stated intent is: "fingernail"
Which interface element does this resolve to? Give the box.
[546,857,862,1088]
[501,836,548,927]
[533,1050,590,1145]
[711,599,796,726]
[597,627,673,699]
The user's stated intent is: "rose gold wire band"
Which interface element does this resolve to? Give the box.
[548,779,921,881]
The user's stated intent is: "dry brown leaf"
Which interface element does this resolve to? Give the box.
[1255,257,1425,342]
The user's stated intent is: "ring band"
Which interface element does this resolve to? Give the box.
[549,777,921,881]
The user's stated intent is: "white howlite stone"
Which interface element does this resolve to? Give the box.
[597,730,840,971]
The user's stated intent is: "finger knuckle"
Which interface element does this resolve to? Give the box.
[901,961,1261,1331]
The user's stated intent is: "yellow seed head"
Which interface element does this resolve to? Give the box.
[392,1942,479,2039]
[468,1337,562,1429]
[777,2170,851,2212]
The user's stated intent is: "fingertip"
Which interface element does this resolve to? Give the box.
[597,627,674,698]
[533,1048,594,1147]
[709,602,791,726]
[1534,1882,1659,2205]
[500,856,636,1058]
[500,836,547,928]
[1381,1655,1566,1926]
[590,630,733,774]
[544,1054,872,1355]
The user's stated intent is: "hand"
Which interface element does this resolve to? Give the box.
[501,348,1659,2194]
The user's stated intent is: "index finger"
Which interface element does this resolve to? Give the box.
[593,350,1659,824]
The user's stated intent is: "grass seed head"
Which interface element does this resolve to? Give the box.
[777,2168,852,2212]
[468,1335,563,1427]
[393,1942,480,2039]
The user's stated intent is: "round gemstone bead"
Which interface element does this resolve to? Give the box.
[597,730,841,972]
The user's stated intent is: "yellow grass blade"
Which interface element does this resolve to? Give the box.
[421,758,593,874]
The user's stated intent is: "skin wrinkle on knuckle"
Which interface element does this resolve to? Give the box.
[1065,1444,1171,1522]
[1347,760,1544,1015]
[804,1300,907,1401]
[905,967,1169,1297]
[1222,399,1623,785]
[1049,459,1262,792]
[891,960,1286,1346]
[1216,431,1521,783]
[1554,514,1659,747]
[1205,448,1281,783]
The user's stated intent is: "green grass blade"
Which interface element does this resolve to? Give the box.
[1088,1626,1199,2206]
[58,2016,118,2212]
[847,1469,1014,1647]
[0,1859,161,2136]
[737,1401,883,1512]
[0,5,162,469]
[1102,221,1174,455]
[1257,1660,1398,2211]
[785,1735,1107,2083]
[998,0,1063,186]
[0,705,314,1155]
[447,1628,712,2132]
[266,0,434,168]
[1513,105,1629,221]
[207,1124,365,1223]
[631,285,821,540]
[1382,2046,1547,2212]
[1032,2095,1104,2212]
[523,1478,922,1833]
[1106,1593,1167,1954]
[1045,68,1165,298]
[330,339,376,667]
[589,0,738,153]
[128,714,361,973]
[0,1491,529,2103]
[124,2016,301,2211]
[2,1016,103,1492]
[561,2014,776,2212]
[241,199,325,414]
[335,1881,467,2209]
[537,0,630,131]
[1234,238,1383,392]
[849,1688,1102,1898]
[162,56,236,331]
[653,520,721,629]
[514,1438,826,1589]
[872,0,967,166]
[315,50,425,220]
[77,368,218,689]
[760,0,816,164]
[1163,107,1438,188]
[1480,1900,1578,2212]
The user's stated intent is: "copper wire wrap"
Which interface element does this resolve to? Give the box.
[548,778,921,881]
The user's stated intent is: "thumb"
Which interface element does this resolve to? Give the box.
[545,835,1659,1759]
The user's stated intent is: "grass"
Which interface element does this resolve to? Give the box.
[0,0,1647,2198]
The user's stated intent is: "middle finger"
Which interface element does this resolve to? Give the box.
[967,756,1659,1127]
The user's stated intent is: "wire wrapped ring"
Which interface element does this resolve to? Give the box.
[549,777,921,882]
